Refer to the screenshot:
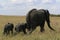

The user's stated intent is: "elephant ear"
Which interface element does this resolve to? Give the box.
[26,9,37,23]
[28,9,37,14]
[26,8,37,18]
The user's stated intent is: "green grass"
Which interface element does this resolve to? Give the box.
[0,15,60,40]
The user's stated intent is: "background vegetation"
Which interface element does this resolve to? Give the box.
[0,15,60,40]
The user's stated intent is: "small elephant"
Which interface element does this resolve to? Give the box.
[15,23,28,34]
[3,23,14,35]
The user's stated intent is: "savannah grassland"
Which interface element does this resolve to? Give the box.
[0,15,60,40]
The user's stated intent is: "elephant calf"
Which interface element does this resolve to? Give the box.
[15,23,27,34]
[3,23,14,35]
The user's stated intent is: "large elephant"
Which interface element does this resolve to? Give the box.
[26,9,55,34]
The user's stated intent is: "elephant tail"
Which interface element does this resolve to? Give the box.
[45,10,55,31]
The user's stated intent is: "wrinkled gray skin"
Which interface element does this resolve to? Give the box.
[26,9,55,34]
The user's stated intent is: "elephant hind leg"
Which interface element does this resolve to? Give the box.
[40,21,45,32]
[11,30,13,35]
[40,25,45,32]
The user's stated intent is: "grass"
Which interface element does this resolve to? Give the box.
[0,15,60,40]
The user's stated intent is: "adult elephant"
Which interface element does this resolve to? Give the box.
[26,9,55,34]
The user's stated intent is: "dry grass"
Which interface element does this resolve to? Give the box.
[0,15,60,40]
